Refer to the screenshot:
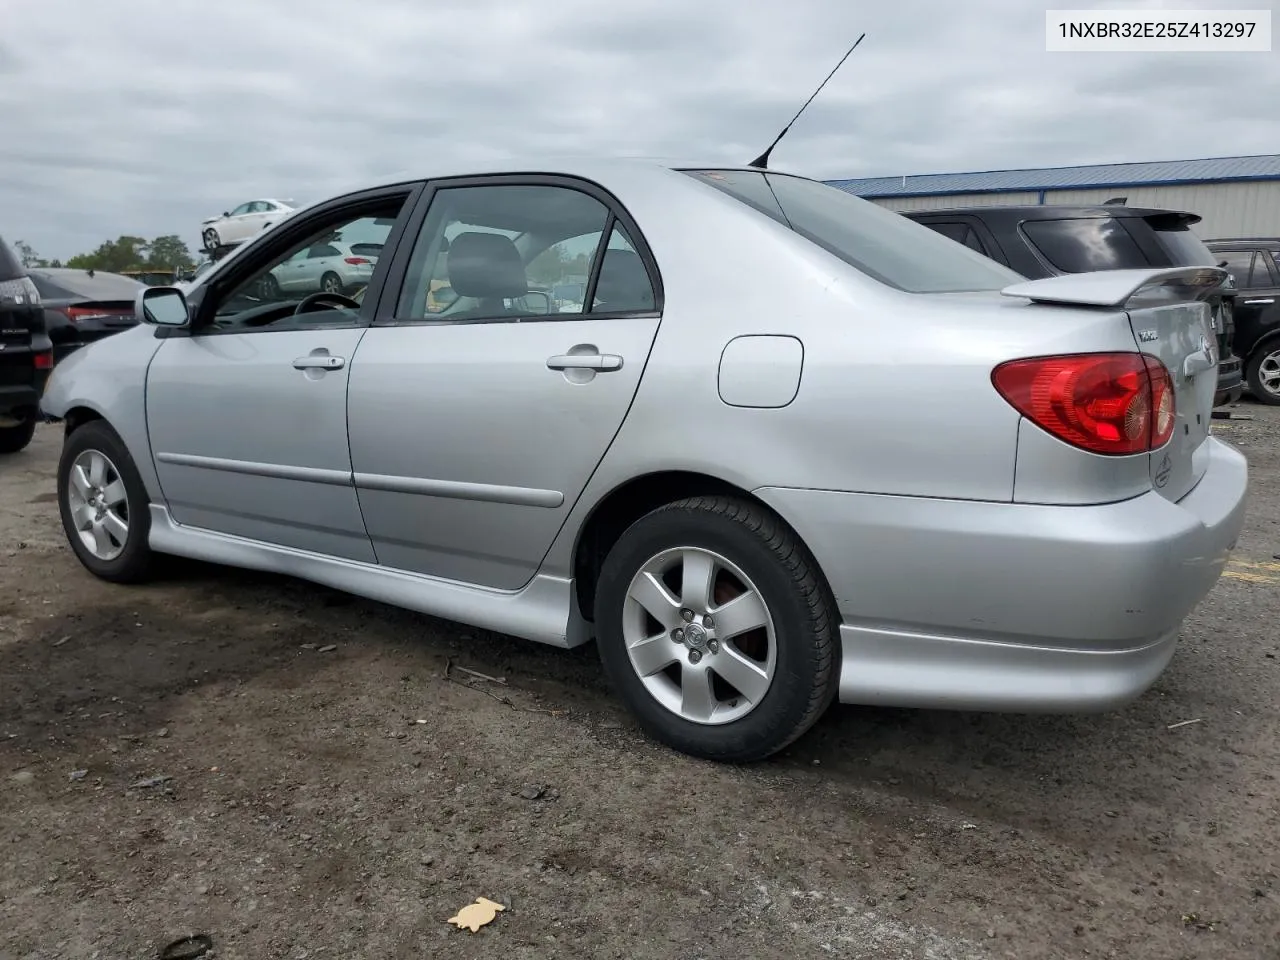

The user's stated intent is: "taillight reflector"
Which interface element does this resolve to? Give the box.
[344,257,371,266]
[992,352,1176,456]
[34,351,53,370]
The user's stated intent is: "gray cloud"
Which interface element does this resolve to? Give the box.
[2,0,1277,260]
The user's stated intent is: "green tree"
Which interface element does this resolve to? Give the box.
[146,234,195,270]
[13,240,49,268]
[66,235,150,273]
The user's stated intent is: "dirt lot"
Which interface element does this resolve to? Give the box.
[2,408,1279,960]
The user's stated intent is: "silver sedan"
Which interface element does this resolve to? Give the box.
[39,159,1247,762]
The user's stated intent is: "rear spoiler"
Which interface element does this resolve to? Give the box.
[1001,266,1229,308]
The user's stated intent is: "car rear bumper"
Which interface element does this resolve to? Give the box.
[754,436,1248,712]
[1215,353,1244,407]
[0,383,42,417]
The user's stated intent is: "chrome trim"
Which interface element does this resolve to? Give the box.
[154,452,352,486]
[353,472,564,508]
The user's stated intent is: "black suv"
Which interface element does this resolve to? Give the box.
[903,205,1244,407]
[1203,238,1280,405]
[0,234,53,453]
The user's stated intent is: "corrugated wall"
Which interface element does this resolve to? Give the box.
[870,192,1040,211]
[866,182,1280,239]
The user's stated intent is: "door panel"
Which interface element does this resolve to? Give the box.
[146,327,375,561]
[346,318,659,588]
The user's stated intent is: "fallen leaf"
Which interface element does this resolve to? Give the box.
[447,897,505,933]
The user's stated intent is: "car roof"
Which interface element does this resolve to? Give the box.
[902,204,1198,223]
[305,157,789,209]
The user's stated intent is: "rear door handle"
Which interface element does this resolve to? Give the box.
[293,355,345,370]
[1244,298,1275,304]
[546,353,623,372]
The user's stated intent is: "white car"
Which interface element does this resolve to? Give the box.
[201,199,297,251]
[265,239,380,297]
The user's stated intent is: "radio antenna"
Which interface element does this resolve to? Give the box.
[749,33,865,170]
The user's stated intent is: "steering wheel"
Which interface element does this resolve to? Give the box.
[294,291,361,316]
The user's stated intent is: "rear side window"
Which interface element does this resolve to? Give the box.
[0,235,25,282]
[682,170,1022,293]
[1020,218,1147,273]
[1149,223,1216,266]
[1217,250,1269,289]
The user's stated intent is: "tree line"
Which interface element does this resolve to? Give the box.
[13,235,197,274]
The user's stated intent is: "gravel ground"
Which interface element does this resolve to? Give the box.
[2,405,1279,960]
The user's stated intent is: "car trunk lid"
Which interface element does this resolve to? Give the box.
[1002,265,1227,503]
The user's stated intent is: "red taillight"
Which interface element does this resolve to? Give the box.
[65,306,127,324]
[34,351,53,370]
[343,257,371,266]
[992,352,1176,456]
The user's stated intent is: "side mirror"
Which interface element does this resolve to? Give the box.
[136,286,190,327]
[521,291,552,315]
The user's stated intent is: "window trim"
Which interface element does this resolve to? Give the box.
[167,182,424,340]
[370,173,664,328]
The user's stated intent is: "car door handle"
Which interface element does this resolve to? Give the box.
[293,355,345,370]
[546,353,623,372]
[1244,298,1275,304]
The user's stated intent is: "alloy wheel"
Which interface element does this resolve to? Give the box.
[65,448,130,561]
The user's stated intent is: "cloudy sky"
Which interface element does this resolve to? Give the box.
[2,0,1278,261]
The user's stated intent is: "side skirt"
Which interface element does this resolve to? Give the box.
[147,504,588,648]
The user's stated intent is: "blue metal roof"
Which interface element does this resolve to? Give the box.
[825,154,1280,198]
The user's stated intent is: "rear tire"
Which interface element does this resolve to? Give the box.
[57,420,154,583]
[202,227,219,252]
[0,417,36,454]
[320,272,343,295]
[1245,344,1280,405]
[594,495,838,763]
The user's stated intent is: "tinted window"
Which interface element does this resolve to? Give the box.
[920,221,988,256]
[1217,251,1258,289]
[592,223,656,313]
[396,184,616,321]
[308,243,341,259]
[0,235,25,282]
[1020,217,1147,273]
[1150,225,1216,266]
[683,170,1021,293]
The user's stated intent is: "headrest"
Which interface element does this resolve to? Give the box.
[594,249,654,310]
[447,232,527,300]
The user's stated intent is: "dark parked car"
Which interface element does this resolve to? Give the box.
[27,267,144,363]
[903,205,1243,407]
[0,234,53,453]
[1204,238,1280,405]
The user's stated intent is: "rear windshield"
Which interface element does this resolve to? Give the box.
[0,235,25,282]
[28,270,143,301]
[1020,215,1217,273]
[681,170,1024,293]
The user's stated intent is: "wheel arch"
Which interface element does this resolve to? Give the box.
[570,469,824,624]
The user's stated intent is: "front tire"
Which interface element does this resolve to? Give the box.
[0,417,36,454]
[57,420,154,583]
[1245,344,1280,405]
[202,227,220,252]
[594,496,838,762]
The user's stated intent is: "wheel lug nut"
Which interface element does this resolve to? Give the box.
[707,639,719,654]
[688,649,702,664]
[703,614,715,629]
[672,627,685,642]
[680,608,694,623]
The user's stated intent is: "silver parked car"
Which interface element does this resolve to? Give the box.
[39,159,1248,762]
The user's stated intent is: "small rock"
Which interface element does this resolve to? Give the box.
[52,636,71,647]
[421,854,435,866]
[10,770,34,785]
[156,728,169,738]
[811,759,821,766]
[300,834,313,842]
[317,645,337,654]
[69,769,88,782]
[1105,810,1120,818]
[518,784,546,800]
[300,643,317,650]
[887,777,902,786]
[129,775,173,789]
[986,928,996,939]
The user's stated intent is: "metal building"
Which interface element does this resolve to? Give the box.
[825,154,1280,239]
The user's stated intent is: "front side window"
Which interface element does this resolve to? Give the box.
[395,182,656,322]
[1020,217,1147,273]
[682,170,1022,293]
[1217,250,1257,289]
[206,198,407,332]
[228,203,252,217]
